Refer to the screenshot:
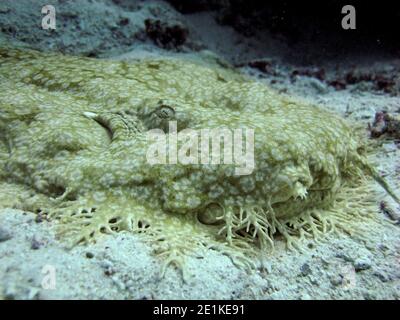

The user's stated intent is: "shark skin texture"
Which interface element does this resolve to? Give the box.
[0,46,396,278]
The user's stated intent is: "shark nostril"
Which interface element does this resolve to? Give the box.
[83,111,144,143]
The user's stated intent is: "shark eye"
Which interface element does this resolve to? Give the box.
[155,105,175,119]
[145,103,177,132]
[138,100,184,132]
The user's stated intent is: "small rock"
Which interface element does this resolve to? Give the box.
[300,263,312,276]
[0,227,12,242]
[330,276,343,286]
[31,237,43,250]
[100,259,115,276]
[144,18,188,49]
[308,78,329,94]
[34,214,46,223]
[354,259,371,272]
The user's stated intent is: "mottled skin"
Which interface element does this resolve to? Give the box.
[0,47,389,274]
